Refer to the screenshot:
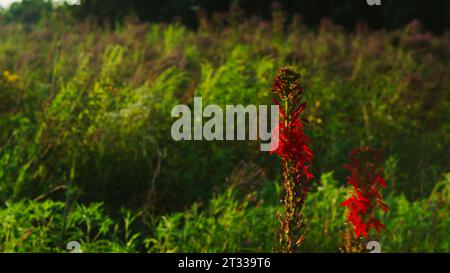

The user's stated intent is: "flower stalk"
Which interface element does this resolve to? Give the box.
[271,67,313,253]
[340,146,389,252]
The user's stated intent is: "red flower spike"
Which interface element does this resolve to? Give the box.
[270,67,314,253]
[341,147,389,239]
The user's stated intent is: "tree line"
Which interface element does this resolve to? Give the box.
[1,0,449,34]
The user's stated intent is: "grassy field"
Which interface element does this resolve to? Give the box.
[0,10,449,252]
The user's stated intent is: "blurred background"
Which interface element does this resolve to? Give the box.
[0,0,449,252]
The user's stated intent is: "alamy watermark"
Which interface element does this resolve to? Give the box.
[366,0,381,6]
[67,241,82,253]
[171,97,279,152]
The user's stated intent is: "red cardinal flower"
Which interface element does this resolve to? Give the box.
[271,67,313,181]
[341,147,389,238]
[271,67,313,252]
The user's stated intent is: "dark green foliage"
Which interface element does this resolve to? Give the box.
[2,0,449,33]
[1,0,52,24]
[0,200,142,252]
[146,173,450,253]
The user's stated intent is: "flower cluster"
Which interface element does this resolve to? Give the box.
[340,147,389,238]
[271,67,313,180]
[271,67,313,252]
[2,70,20,83]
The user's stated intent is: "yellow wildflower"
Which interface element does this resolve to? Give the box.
[3,70,20,83]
